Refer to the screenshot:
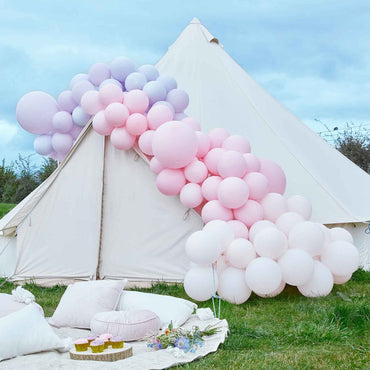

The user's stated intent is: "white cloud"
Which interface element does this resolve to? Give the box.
[0,120,18,146]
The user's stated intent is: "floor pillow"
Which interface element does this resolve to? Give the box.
[0,293,44,318]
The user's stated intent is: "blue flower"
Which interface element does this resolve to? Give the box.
[157,343,163,350]
[174,337,190,350]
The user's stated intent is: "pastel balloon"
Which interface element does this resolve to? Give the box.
[98,83,124,106]
[218,267,252,304]
[184,265,218,301]
[110,56,136,82]
[183,160,206,184]
[248,220,277,243]
[201,176,223,201]
[149,157,165,174]
[217,177,249,209]
[72,106,91,127]
[227,220,249,239]
[275,212,305,236]
[298,261,333,297]
[329,227,354,243]
[254,227,288,260]
[156,168,186,196]
[278,249,314,286]
[166,89,189,113]
[80,90,104,115]
[124,72,147,91]
[71,80,95,103]
[147,105,173,130]
[244,172,269,201]
[70,125,83,140]
[243,153,261,173]
[226,239,256,269]
[180,183,203,209]
[92,111,114,136]
[51,133,73,154]
[319,224,332,244]
[245,257,282,295]
[124,89,149,114]
[69,73,88,89]
[260,193,287,222]
[218,151,247,178]
[203,220,235,253]
[99,78,123,89]
[34,135,53,156]
[138,130,155,155]
[201,200,233,224]
[182,117,201,131]
[195,131,211,159]
[52,111,73,133]
[152,121,198,169]
[208,128,229,149]
[333,273,352,285]
[104,103,129,127]
[143,81,167,105]
[110,127,135,150]
[259,158,286,195]
[137,64,159,82]
[222,135,251,153]
[287,195,312,220]
[233,200,264,228]
[203,148,226,175]
[255,280,286,298]
[153,101,175,115]
[57,90,78,113]
[289,221,325,257]
[174,112,187,120]
[126,113,148,136]
[216,256,230,276]
[16,91,58,134]
[88,62,111,86]
[156,74,177,92]
[321,241,359,276]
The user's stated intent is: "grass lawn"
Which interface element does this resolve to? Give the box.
[0,203,16,218]
[0,270,369,368]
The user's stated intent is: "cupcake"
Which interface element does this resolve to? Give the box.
[87,335,97,345]
[74,339,89,352]
[90,340,104,353]
[100,338,109,349]
[111,336,124,349]
[99,333,113,347]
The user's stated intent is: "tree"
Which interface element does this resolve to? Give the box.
[37,158,58,183]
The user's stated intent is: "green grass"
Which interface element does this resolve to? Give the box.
[0,203,16,218]
[1,269,369,368]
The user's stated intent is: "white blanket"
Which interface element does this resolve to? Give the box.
[1,316,228,370]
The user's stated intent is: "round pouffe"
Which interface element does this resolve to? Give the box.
[90,309,160,342]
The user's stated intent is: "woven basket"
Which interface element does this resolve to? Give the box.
[69,345,132,362]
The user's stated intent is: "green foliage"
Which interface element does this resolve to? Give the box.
[0,203,16,218]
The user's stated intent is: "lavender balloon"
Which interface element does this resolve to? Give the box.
[143,81,167,105]
[166,89,189,113]
[34,135,53,156]
[71,80,95,104]
[125,72,147,91]
[57,90,78,113]
[52,111,73,133]
[72,106,91,127]
[137,64,159,82]
[99,78,123,90]
[51,132,73,154]
[69,73,89,89]
[110,56,136,82]
[156,75,177,92]
[88,63,111,86]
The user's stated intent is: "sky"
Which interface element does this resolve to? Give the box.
[0,0,369,166]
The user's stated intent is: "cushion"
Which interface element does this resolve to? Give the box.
[0,293,44,318]
[49,279,127,329]
[0,304,68,361]
[90,309,160,341]
[116,291,197,328]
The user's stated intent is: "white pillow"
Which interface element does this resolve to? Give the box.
[0,293,44,318]
[0,304,67,361]
[49,279,127,329]
[116,291,197,328]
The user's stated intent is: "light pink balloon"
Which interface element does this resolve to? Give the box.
[147,105,173,130]
[208,128,229,148]
[81,90,104,115]
[329,227,354,243]
[275,212,305,236]
[126,113,148,136]
[71,80,95,104]
[333,273,352,285]
[70,125,83,140]
[182,117,201,131]
[234,200,264,228]
[217,177,249,209]
[138,130,155,155]
[259,158,286,195]
[254,227,288,260]
[124,89,149,114]
[51,133,73,154]
[244,172,269,201]
[104,103,129,127]
[201,200,233,223]
[92,111,114,136]
[243,153,261,173]
[98,83,124,106]
[255,280,286,298]
[180,183,203,208]
[184,159,208,184]
[203,148,226,175]
[218,150,247,178]
[201,176,223,201]
[184,265,218,302]
[156,168,186,196]
[222,135,251,153]
[149,157,165,174]
[249,220,277,242]
[227,220,249,239]
[57,90,78,113]
[298,261,333,297]
[52,111,73,133]
[218,267,252,304]
[226,239,256,269]
[287,195,312,220]
[152,121,198,169]
[261,193,287,222]
[110,127,136,150]
[195,131,211,158]
[88,62,111,86]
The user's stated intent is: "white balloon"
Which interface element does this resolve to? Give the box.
[226,239,256,269]
[203,220,234,252]
[329,227,354,244]
[287,195,312,220]
[185,230,222,265]
[321,241,359,276]
[278,249,314,286]
[319,224,331,244]
[298,261,333,297]
[215,256,230,276]
[275,212,305,236]
[254,227,288,260]
[255,280,286,298]
[218,267,252,304]
[333,273,352,284]
[249,220,276,243]
[184,265,218,301]
[260,193,287,222]
[245,257,282,295]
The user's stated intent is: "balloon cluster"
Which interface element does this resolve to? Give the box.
[16,56,360,303]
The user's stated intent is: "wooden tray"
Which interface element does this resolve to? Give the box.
[69,345,132,362]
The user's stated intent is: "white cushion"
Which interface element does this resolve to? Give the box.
[0,304,67,361]
[49,279,127,329]
[0,293,44,318]
[116,291,197,328]
[91,309,160,341]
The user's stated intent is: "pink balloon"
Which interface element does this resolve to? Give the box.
[275,212,305,236]
[71,80,95,103]
[152,121,198,169]
[147,105,173,130]
[203,148,226,175]
[244,172,269,201]
[57,90,77,113]
[98,83,124,106]
[88,62,111,86]
[80,90,104,115]
[70,124,83,140]
[222,135,251,153]
[254,227,288,260]
[52,111,73,133]
[51,133,73,154]
[218,150,247,178]
[126,113,148,136]
[261,193,287,222]
[287,195,312,220]
[180,183,203,208]
[124,89,149,114]
[195,131,211,158]
[16,91,58,135]
[227,220,249,239]
[201,200,233,223]
[184,159,208,184]
[156,169,186,196]
[110,127,135,150]
[259,158,286,195]
[182,117,201,131]
[243,153,261,173]
[138,130,155,155]
[234,200,264,228]
[92,111,114,136]
[201,176,223,201]
[217,177,249,209]
[104,103,129,127]
[208,128,229,149]
[149,157,166,174]
[249,220,277,243]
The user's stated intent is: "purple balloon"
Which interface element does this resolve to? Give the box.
[52,111,73,133]
[72,106,91,127]
[156,75,177,92]
[57,90,78,113]
[110,57,136,82]
[99,78,123,90]
[51,132,73,154]
[34,135,53,156]
[70,124,83,140]
[16,91,58,134]
[69,73,89,89]
[125,72,147,91]
[174,112,188,120]
[88,63,111,86]
[49,151,66,162]
[143,81,167,105]
[166,89,189,113]
[71,80,95,104]
[138,64,159,82]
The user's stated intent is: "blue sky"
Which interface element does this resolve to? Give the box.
[1,0,369,165]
